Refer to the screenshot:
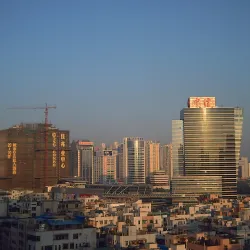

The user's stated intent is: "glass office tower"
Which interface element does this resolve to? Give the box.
[71,141,94,184]
[181,106,243,199]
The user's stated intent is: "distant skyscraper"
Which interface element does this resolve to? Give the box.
[71,140,94,184]
[103,149,117,184]
[160,144,173,178]
[145,141,160,177]
[180,96,243,199]
[123,137,145,184]
[238,157,249,179]
[93,149,117,184]
[172,120,184,177]
[112,141,119,150]
[116,143,123,182]
[93,152,103,184]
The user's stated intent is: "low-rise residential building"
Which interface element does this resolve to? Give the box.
[26,215,96,250]
[1,183,250,249]
[187,234,241,250]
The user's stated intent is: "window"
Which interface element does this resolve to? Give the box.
[70,243,74,249]
[63,244,68,250]
[73,233,78,239]
[54,234,68,240]
[27,235,40,242]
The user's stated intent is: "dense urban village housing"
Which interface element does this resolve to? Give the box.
[0,97,250,250]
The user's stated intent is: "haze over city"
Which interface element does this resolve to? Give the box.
[1,1,250,156]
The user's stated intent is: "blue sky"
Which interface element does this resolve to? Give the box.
[0,0,250,155]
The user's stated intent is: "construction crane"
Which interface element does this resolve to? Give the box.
[8,104,56,188]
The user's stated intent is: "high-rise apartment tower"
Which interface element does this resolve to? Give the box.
[145,141,160,178]
[123,137,145,184]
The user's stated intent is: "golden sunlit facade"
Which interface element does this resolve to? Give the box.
[181,106,243,199]
[0,123,70,190]
[145,141,160,177]
[52,132,57,167]
[7,142,17,175]
[123,137,145,184]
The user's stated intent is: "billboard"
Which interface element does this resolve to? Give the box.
[188,97,216,108]
[78,141,93,146]
[104,150,113,156]
[79,194,93,198]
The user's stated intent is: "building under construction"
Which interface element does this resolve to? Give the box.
[0,123,70,190]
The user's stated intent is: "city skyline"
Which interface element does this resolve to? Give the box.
[0,96,245,191]
[1,1,250,249]
[1,97,248,157]
[1,1,250,157]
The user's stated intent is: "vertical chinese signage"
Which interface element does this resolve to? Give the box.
[60,133,66,169]
[52,132,57,167]
[12,143,17,175]
[7,143,12,159]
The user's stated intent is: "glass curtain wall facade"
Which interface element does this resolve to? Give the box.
[181,107,243,199]
[123,137,145,184]
[171,176,222,197]
[80,146,94,184]
[172,120,184,177]
[71,141,94,184]
[160,144,172,177]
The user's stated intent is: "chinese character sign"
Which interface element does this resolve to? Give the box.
[78,141,93,146]
[12,143,17,175]
[61,150,66,168]
[7,143,12,159]
[52,150,57,168]
[188,97,216,108]
[52,132,57,167]
[60,133,66,169]
[52,132,57,147]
